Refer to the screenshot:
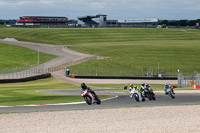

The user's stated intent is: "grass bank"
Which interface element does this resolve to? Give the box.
[0,28,200,45]
[0,42,56,69]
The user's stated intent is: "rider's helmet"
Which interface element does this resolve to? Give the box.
[130,84,133,87]
[142,83,145,86]
[165,83,169,89]
[134,86,137,89]
[81,83,87,90]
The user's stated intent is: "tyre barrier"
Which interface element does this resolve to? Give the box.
[0,73,51,83]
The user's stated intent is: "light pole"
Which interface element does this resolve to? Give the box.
[158,62,159,76]
[38,47,40,66]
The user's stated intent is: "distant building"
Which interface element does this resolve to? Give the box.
[16,16,71,27]
[14,15,159,28]
[107,19,159,28]
[78,14,107,27]
[78,14,158,28]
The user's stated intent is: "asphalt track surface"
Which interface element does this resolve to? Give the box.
[1,89,200,113]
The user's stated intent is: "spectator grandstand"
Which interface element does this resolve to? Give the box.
[15,16,71,28]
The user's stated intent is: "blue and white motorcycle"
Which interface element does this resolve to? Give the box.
[165,84,175,99]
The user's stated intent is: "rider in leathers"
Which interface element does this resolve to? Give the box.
[81,83,96,96]
[140,83,147,91]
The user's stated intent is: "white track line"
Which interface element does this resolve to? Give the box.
[0,96,118,108]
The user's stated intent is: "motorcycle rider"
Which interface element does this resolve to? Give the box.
[136,86,145,101]
[141,83,147,91]
[124,84,128,90]
[141,83,149,96]
[165,83,175,94]
[81,83,96,96]
[129,84,135,92]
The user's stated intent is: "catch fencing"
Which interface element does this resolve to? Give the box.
[1,63,200,82]
[0,65,48,80]
[68,67,199,78]
[178,73,200,88]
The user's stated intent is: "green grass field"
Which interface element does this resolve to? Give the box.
[0,28,200,76]
[0,28,200,45]
[0,77,111,106]
[0,42,56,69]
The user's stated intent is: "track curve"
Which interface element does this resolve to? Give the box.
[1,89,200,113]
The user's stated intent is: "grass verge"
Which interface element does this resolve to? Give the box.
[0,77,111,106]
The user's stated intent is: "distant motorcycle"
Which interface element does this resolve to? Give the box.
[165,87,175,99]
[143,85,156,101]
[81,89,101,105]
[165,84,175,99]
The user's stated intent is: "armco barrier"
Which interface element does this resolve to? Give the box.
[0,73,51,83]
[73,76,177,80]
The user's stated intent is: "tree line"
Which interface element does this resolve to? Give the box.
[159,19,200,27]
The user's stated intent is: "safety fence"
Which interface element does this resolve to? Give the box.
[0,65,48,80]
[1,63,200,81]
[178,73,200,88]
[68,67,199,78]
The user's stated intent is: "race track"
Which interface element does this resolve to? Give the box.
[1,89,200,113]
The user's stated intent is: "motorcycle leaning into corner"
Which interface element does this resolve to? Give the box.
[130,86,145,102]
[81,83,101,105]
[143,84,156,101]
[164,84,175,99]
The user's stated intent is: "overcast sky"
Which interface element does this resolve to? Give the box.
[0,0,199,20]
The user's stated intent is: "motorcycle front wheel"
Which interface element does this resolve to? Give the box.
[134,94,139,102]
[84,96,92,105]
[147,93,152,101]
[95,95,101,105]
[170,93,175,99]
[152,93,156,100]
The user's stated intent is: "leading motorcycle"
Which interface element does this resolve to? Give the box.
[81,89,101,105]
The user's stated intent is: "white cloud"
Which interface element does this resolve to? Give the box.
[0,0,199,19]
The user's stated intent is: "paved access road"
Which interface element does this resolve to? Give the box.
[0,39,98,68]
[1,89,200,113]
